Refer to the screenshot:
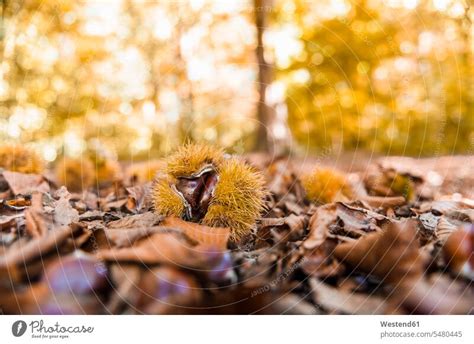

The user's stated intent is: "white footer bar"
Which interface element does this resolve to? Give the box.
[0,315,472,344]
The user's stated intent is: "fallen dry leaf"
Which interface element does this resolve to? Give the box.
[333,220,424,284]
[25,192,51,237]
[2,171,50,195]
[162,216,230,249]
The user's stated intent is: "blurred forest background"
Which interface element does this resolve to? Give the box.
[0,0,472,163]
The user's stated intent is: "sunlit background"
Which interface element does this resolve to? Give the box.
[0,0,472,163]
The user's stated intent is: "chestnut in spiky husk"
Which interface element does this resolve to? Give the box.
[0,144,44,174]
[55,157,95,192]
[152,144,266,240]
[302,168,353,204]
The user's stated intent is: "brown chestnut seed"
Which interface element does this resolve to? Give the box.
[174,165,219,222]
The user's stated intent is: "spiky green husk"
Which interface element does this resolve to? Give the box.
[152,173,185,218]
[0,144,44,174]
[55,157,95,192]
[302,168,353,204]
[203,158,266,240]
[166,144,224,177]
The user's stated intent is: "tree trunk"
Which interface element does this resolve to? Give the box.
[254,0,275,153]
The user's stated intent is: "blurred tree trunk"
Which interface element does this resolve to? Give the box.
[176,20,195,144]
[254,0,275,153]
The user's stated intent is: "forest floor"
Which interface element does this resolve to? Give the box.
[0,154,473,314]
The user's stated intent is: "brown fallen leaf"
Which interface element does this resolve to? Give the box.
[24,192,51,238]
[333,220,424,284]
[107,211,163,229]
[360,195,406,208]
[162,216,230,249]
[332,202,382,238]
[2,171,50,195]
[0,283,48,314]
[310,278,389,315]
[303,203,337,250]
[269,293,321,315]
[442,224,473,279]
[125,183,152,213]
[392,273,474,314]
[96,230,217,269]
[104,226,173,248]
[107,264,142,314]
[258,214,307,244]
[0,223,85,282]
[0,213,23,232]
[134,266,202,314]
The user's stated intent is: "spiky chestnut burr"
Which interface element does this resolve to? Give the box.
[152,144,266,240]
[0,144,44,174]
[302,168,353,204]
[55,157,95,192]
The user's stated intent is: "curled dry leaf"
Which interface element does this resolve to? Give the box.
[333,220,424,284]
[303,203,337,250]
[436,216,462,242]
[125,183,152,213]
[331,202,382,239]
[304,202,384,250]
[258,214,307,244]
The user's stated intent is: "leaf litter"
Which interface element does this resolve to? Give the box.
[0,157,473,314]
